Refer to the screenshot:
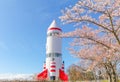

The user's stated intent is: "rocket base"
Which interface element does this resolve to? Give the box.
[36,69,68,81]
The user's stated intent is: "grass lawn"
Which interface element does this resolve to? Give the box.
[103,80,120,82]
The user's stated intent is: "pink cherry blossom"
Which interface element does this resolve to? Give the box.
[60,0,120,82]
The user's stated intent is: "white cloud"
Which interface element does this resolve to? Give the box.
[0,74,35,81]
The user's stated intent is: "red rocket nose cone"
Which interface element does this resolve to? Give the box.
[48,20,62,31]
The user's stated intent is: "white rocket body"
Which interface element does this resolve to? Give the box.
[37,20,68,81]
[46,20,62,80]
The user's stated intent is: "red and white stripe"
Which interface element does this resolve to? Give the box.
[48,27,62,31]
[50,62,56,76]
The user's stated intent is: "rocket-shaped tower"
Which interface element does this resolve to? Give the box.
[37,20,68,81]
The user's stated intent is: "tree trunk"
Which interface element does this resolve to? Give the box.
[104,64,112,82]
[109,62,118,82]
[112,69,118,82]
[109,74,112,82]
[92,71,97,82]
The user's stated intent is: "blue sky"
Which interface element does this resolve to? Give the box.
[0,0,79,74]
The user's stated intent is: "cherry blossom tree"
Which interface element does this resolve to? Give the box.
[59,0,120,82]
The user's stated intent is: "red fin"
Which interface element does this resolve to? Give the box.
[59,69,68,82]
[37,69,48,80]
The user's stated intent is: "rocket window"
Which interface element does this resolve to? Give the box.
[54,32,59,35]
[47,33,52,36]
[49,33,52,36]
[49,54,51,57]
[47,32,60,36]
[56,53,61,57]
[46,53,61,57]
[52,58,55,61]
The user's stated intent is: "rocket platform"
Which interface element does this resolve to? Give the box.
[36,20,68,81]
